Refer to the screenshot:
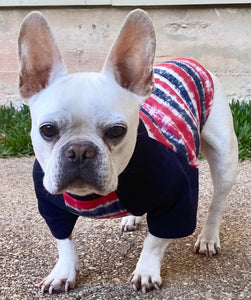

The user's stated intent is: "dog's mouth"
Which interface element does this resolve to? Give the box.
[58,178,107,196]
[55,170,117,196]
[61,176,102,200]
[67,176,93,190]
[54,164,106,194]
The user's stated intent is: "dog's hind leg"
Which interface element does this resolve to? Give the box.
[195,74,238,257]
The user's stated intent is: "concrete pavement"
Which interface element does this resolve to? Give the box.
[0,157,250,300]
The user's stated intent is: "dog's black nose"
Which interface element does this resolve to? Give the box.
[64,141,97,168]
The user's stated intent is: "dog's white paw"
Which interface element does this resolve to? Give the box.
[129,233,170,293]
[129,265,161,293]
[194,229,221,258]
[39,258,79,294]
[120,216,142,232]
[40,238,79,294]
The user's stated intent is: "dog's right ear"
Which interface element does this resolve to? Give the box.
[18,12,66,100]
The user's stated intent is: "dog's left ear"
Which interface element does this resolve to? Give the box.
[103,9,156,99]
[18,12,66,100]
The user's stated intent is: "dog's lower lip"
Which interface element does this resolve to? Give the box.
[68,177,88,188]
[62,177,107,196]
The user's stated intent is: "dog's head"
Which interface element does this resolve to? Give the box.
[18,9,156,196]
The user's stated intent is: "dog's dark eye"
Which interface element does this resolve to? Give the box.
[105,125,127,140]
[40,124,59,140]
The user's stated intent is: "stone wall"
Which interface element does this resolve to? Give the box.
[0,6,250,105]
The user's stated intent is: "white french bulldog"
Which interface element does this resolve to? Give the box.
[18,9,238,294]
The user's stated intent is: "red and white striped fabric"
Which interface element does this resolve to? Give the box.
[140,58,214,168]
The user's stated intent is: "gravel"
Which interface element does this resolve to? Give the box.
[0,157,250,300]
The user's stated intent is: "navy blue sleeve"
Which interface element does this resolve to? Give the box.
[146,156,199,239]
[33,160,78,239]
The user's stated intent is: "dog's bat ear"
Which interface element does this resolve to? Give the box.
[103,9,156,99]
[18,12,66,100]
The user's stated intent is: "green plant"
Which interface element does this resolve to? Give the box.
[0,104,33,157]
[0,100,250,160]
[230,100,251,160]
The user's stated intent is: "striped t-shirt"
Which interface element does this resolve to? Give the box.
[140,58,213,168]
[34,58,214,239]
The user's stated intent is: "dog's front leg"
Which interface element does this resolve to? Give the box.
[40,237,79,294]
[130,233,170,293]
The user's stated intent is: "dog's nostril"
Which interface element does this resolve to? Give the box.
[84,148,96,159]
[65,148,76,159]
